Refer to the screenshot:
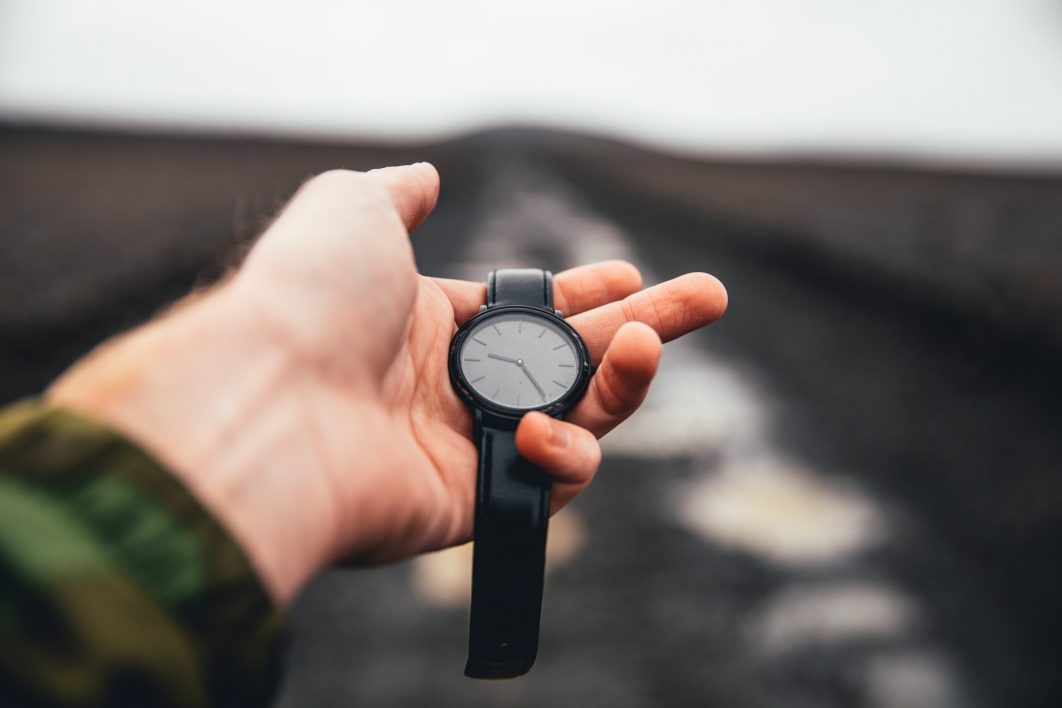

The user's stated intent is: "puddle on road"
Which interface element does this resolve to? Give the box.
[679,456,884,566]
[751,581,915,653]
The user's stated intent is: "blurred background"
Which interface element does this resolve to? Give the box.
[3,1,1062,706]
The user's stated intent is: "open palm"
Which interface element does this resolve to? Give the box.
[240,164,727,566]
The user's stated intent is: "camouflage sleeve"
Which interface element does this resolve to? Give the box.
[0,399,287,708]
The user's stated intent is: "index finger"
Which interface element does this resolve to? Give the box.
[568,272,727,363]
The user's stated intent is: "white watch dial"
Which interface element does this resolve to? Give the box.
[459,312,580,410]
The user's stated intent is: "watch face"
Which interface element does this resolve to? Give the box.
[455,308,587,412]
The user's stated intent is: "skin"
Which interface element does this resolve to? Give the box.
[46,163,728,604]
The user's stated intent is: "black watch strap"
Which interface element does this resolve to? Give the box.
[465,426,551,678]
[465,268,554,679]
[487,268,554,310]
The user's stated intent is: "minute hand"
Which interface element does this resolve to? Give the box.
[518,362,547,400]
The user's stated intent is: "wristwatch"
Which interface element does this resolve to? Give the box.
[448,268,594,679]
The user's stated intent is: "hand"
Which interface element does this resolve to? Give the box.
[47,165,727,604]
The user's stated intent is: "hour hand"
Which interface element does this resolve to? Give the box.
[487,353,518,364]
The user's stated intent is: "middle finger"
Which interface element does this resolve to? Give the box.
[568,272,728,363]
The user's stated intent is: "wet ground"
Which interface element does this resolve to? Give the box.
[2,127,1061,707]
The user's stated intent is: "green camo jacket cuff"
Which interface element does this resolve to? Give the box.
[0,399,287,708]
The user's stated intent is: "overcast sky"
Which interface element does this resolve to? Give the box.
[2,0,1061,168]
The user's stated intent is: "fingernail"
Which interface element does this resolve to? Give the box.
[547,418,570,448]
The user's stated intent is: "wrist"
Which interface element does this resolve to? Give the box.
[46,285,339,604]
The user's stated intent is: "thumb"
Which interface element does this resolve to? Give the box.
[367,162,440,232]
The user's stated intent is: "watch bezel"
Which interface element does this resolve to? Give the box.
[448,305,593,420]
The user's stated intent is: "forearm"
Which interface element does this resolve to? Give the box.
[45,283,338,604]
